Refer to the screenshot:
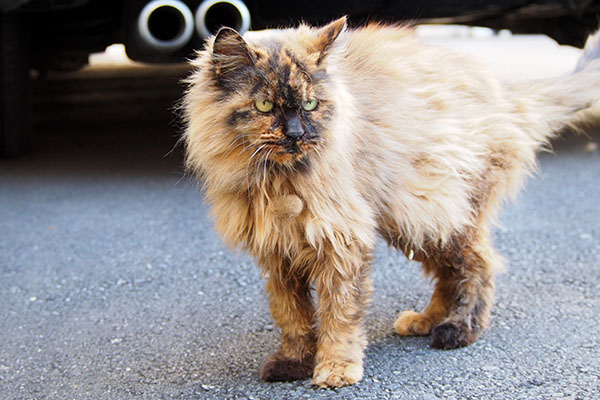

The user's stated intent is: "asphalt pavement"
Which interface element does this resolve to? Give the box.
[1,33,599,399]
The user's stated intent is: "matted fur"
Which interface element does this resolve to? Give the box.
[182,18,600,387]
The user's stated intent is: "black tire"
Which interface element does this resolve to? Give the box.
[0,12,31,157]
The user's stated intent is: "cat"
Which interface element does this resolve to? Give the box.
[182,17,600,387]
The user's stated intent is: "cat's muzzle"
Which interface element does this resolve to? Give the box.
[283,139,302,154]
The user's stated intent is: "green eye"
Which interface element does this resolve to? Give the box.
[255,99,274,113]
[303,99,318,111]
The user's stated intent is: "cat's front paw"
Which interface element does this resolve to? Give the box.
[260,352,314,382]
[311,360,363,388]
[394,310,435,336]
[269,194,304,218]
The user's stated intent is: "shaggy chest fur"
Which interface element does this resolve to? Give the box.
[236,171,376,270]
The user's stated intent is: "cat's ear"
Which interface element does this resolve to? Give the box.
[313,16,347,64]
[211,27,255,84]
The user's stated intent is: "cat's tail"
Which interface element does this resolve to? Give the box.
[506,30,600,146]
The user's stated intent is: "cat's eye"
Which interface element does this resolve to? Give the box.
[303,99,318,111]
[255,99,274,113]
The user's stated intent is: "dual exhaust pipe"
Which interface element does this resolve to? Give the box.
[137,0,251,53]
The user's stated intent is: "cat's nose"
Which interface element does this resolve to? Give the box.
[284,110,304,140]
[286,129,304,140]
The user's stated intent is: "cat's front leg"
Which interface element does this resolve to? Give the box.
[259,255,317,382]
[311,246,373,388]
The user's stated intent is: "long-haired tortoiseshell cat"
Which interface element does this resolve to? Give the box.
[182,17,600,387]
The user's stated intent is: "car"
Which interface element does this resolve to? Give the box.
[2,0,599,155]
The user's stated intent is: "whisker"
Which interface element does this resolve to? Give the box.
[308,143,323,164]
[228,133,249,150]
[255,155,266,195]
[242,144,256,154]
[263,149,272,184]
[255,146,270,191]
[257,148,272,201]
[219,134,251,158]
[245,143,266,196]
[250,144,265,160]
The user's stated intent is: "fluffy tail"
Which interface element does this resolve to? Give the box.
[575,31,600,72]
[507,30,600,145]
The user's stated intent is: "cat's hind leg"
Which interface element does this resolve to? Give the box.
[395,229,500,349]
[260,255,317,382]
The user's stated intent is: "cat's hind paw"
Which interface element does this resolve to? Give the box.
[260,352,314,382]
[430,322,478,349]
[311,360,363,388]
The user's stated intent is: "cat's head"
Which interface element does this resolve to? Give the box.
[187,17,347,173]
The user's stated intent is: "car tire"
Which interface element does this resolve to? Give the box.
[0,12,31,157]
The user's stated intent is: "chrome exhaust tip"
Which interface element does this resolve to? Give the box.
[137,0,194,52]
[195,0,251,39]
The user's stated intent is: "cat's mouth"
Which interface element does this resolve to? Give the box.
[282,141,301,154]
[263,138,317,164]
